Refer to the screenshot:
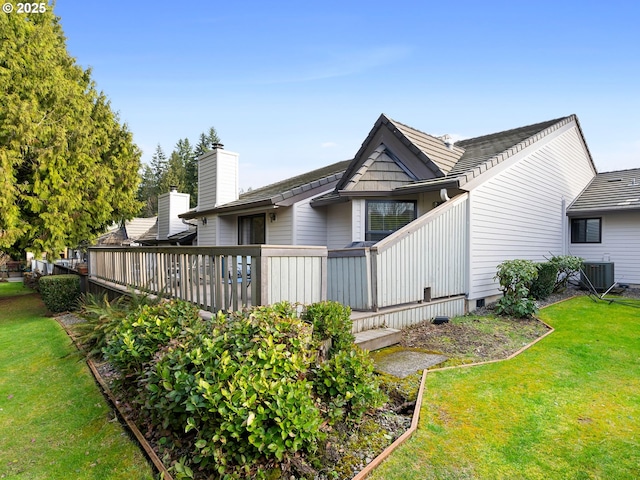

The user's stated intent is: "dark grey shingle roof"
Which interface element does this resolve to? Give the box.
[568,168,640,214]
[449,116,571,176]
[183,159,352,216]
[389,118,465,174]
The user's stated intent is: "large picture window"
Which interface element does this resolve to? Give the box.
[238,214,265,245]
[571,218,601,243]
[366,200,417,242]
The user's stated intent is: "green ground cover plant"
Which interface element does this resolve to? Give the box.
[0,285,154,479]
[370,296,640,479]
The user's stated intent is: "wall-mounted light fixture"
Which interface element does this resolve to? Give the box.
[201,217,207,225]
[269,212,277,222]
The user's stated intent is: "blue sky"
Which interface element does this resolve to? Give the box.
[54,0,640,190]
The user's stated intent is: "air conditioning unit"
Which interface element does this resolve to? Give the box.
[581,262,615,292]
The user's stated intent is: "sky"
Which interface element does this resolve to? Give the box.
[52,0,640,191]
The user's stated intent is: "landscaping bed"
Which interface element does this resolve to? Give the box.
[61,301,418,480]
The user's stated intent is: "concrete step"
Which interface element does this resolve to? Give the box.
[354,327,401,352]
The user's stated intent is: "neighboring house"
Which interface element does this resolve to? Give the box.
[98,188,197,247]
[180,113,599,328]
[138,188,197,246]
[567,168,640,285]
[96,217,158,246]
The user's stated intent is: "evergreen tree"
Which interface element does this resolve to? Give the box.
[194,132,210,159]
[150,144,168,187]
[176,138,198,207]
[0,7,141,257]
[137,165,157,217]
[159,151,187,194]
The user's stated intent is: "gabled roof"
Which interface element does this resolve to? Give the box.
[318,114,591,204]
[567,168,640,215]
[336,114,458,191]
[392,114,592,194]
[184,114,596,214]
[181,159,351,218]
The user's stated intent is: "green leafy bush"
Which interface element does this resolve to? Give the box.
[494,259,538,318]
[99,299,386,478]
[313,346,386,422]
[38,274,80,313]
[530,262,558,300]
[303,301,354,353]
[103,299,201,376]
[144,305,322,478]
[549,255,583,292]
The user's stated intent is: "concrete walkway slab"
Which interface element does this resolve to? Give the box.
[373,349,448,378]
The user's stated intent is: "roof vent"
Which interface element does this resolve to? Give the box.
[440,134,454,150]
[630,178,638,186]
[607,178,622,182]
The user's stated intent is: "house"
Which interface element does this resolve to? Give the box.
[96,188,197,247]
[567,168,640,285]
[174,113,607,330]
[96,217,158,246]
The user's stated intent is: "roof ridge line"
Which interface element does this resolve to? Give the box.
[456,115,572,146]
[458,115,575,186]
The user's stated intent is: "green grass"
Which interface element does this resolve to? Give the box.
[370,296,640,479]
[0,285,154,479]
[0,281,33,298]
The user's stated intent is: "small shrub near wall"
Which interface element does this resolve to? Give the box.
[494,259,538,318]
[38,274,81,313]
[530,262,558,300]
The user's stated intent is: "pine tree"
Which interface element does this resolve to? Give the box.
[176,138,197,207]
[137,165,157,217]
[0,7,141,257]
[150,144,168,187]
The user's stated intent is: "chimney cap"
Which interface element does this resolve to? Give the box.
[212,143,224,150]
[169,185,178,192]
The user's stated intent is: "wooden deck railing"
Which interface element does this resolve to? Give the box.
[88,245,327,312]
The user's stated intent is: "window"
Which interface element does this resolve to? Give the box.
[571,218,601,243]
[366,200,417,242]
[238,214,265,244]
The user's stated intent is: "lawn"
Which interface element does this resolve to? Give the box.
[0,281,33,298]
[370,296,640,479]
[0,285,154,479]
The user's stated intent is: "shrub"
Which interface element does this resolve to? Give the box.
[103,299,201,376]
[38,274,81,313]
[530,262,558,300]
[303,301,354,353]
[144,304,322,477]
[313,346,387,422]
[549,255,583,292]
[494,259,538,318]
[75,289,162,357]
